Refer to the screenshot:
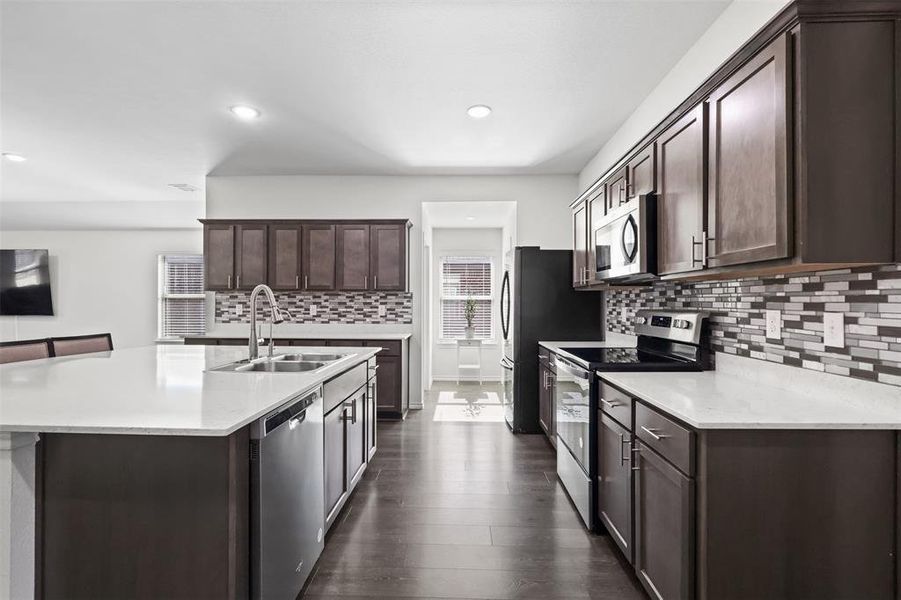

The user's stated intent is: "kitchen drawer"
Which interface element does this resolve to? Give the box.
[635,402,694,476]
[598,381,633,431]
[290,339,328,347]
[365,340,401,357]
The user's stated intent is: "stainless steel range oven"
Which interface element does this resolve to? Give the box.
[594,194,657,283]
[553,310,709,531]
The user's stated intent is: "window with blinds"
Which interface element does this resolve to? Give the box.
[158,254,206,340]
[439,256,493,340]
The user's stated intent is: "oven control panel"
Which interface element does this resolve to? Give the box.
[634,310,708,344]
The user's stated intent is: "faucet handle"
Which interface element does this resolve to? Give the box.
[279,307,296,322]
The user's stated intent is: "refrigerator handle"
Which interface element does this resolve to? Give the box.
[500,270,511,340]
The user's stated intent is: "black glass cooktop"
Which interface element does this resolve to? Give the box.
[558,346,702,371]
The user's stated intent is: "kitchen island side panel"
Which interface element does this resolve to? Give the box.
[38,429,250,600]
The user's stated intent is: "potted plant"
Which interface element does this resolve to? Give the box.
[464,298,477,339]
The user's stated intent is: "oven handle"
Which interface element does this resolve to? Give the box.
[555,357,589,380]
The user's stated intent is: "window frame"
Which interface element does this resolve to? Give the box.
[157,253,206,342]
[438,254,495,344]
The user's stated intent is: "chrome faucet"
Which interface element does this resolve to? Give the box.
[248,284,284,360]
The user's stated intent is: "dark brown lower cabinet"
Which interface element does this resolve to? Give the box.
[597,412,632,564]
[345,386,366,488]
[323,402,347,528]
[538,361,555,444]
[634,441,694,600]
[374,354,402,416]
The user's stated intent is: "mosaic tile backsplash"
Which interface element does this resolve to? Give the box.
[215,291,412,325]
[605,264,901,388]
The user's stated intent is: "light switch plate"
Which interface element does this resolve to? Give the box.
[765,309,782,339]
[235,304,243,316]
[823,312,845,348]
[309,305,317,317]
[378,305,387,317]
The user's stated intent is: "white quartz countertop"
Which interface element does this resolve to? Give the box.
[0,345,379,436]
[198,331,411,341]
[599,353,901,430]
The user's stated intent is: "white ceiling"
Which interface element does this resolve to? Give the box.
[0,0,730,221]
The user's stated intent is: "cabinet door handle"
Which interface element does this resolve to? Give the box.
[600,398,619,409]
[295,275,300,289]
[364,276,368,289]
[374,275,378,289]
[641,426,668,441]
[691,234,703,266]
[236,275,241,288]
[705,231,714,263]
[304,275,308,290]
[227,275,232,289]
[343,399,357,423]
[619,433,631,466]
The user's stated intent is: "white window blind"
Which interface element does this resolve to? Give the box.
[440,256,493,340]
[158,254,206,339]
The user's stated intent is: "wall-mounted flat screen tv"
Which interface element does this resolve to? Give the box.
[0,249,54,316]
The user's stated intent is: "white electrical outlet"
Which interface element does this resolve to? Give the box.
[765,309,782,339]
[823,312,845,348]
[378,305,387,317]
[235,304,243,316]
[309,305,317,317]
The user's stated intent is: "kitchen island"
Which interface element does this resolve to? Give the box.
[0,344,380,599]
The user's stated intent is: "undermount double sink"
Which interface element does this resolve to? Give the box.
[211,352,347,373]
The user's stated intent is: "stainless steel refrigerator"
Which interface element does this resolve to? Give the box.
[500,247,603,433]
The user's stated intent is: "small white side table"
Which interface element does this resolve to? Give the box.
[456,339,483,384]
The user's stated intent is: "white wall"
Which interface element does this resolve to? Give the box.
[0,230,202,348]
[578,0,791,192]
[430,228,503,382]
[206,174,578,407]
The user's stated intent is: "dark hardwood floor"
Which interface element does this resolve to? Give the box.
[303,383,646,599]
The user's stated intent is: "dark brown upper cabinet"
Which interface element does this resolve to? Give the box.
[234,224,268,290]
[302,224,337,291]
[201,220,409,292]
[606,167,627,213]
[585,185,605,285]
[706,34,791,269]
[370,223,406,291]
[657,104,707,276]
[571,200,589,287]
[569,4,900,282]
[203,223,235,291]
[626,143,656,200]
[336,224,371,291]
[268,225,302,291]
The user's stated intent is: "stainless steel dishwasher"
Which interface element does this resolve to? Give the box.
[250,386,325,599]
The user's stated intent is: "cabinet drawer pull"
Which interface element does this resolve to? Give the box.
[600,398,619,409]
[641,426,668,441]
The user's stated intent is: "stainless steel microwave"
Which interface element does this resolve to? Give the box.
[594,194,657,283]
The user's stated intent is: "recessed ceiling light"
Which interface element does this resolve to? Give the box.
[465,216,476,221]
[2,153,27,162]
[229,105,261,120]
[467,105,492,119]
[169,183,199,192]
